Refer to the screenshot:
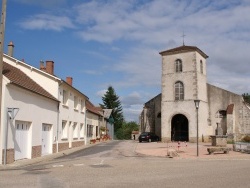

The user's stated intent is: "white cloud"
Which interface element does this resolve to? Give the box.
[111,47,161,88]
[82,70,101,75]
[19,14,75,31]
[96,89,107,98]
[123,104,143,123]
[15,0,67,7]
[121,91,144,106]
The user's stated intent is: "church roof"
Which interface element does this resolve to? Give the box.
[159,45,209,58]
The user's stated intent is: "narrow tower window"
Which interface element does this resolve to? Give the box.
[175,59,182,72]
[200,60,203,74]
[175,81,184,100]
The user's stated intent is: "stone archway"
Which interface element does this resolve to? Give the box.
[171,114,189,141]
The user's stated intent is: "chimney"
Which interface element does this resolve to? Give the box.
[66,77,73,86]
[8,41,14,57]
[40,61,46,71]
[46,61,54,75]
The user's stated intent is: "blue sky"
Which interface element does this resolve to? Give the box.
[2,0,250,122]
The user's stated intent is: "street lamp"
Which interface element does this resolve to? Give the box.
[194,100,200,157]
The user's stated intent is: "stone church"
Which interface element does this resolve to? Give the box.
[140,45,250,143]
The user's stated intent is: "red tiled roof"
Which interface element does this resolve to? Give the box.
[159,45,208,58]
[3,62,58,102]
[227,104,234,114]
[86,100,103,116]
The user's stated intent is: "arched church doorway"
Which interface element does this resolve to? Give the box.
[171,114,189,141]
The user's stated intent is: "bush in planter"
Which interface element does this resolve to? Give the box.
[90,139,96,144]
[242,135,250,142]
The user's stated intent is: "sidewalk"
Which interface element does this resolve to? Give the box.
[0,142,102,170]
[135,141,250,159]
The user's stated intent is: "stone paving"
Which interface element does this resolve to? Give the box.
[135,141,250,159]
[1,140,250,170]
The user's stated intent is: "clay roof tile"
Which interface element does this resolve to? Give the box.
[3,62,58,102]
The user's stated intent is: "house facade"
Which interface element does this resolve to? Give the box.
[58,79,88,151]
[86,100,103,142]
[140,45,250,143]
[0,42,102,164]
[1,62,59,164]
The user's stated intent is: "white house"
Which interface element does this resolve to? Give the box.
[86,100,103,142]
[59,77,88,149]
[1,42,92,164]
[1,62,59,164]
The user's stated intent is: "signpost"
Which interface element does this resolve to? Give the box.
[4,108,19,165]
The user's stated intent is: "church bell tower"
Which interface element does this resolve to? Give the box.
[159,45,210,142]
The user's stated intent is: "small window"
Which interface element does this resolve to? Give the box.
[73,122,78,138]
[175,59,182,72]
[175,81,184,100]
[62,121,67,139]
[80,123,84,138]
[200,60,203,74]
[80,99,85,112]
[62,90,68,105]
[87,124,93,137]
[74,96,78,110]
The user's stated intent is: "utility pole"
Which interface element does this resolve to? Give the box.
[0,0,7,163]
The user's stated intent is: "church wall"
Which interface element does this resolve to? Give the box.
[140,94,161,137]
[238,104,250,139]
[161,51,210,142]
[142,45,250,144]
[161,100,209,142]
[207,84,250,141]
[162,52,197,101]
[153,94,161,138]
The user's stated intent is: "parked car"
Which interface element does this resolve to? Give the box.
[139,132,159,142]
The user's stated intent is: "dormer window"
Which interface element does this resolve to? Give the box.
[175,59,182,72]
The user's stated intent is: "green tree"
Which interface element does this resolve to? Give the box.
[242,93,250,104]
[116,121,139,140]
[100,86,124,133]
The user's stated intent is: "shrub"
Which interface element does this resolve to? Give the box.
[241,135,250,142]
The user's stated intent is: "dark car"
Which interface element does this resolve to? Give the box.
[139,132,159,142]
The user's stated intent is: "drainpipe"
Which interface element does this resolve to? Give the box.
[56,81,63,153]
[4,109,11,165]
[56,102,59,153]
[84,101,87,145]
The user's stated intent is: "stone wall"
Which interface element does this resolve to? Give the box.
[141,94,161,137]
[161,50,210,142]
[57,142,69,152]
[72,141,84,148]
[2,148,14,164]
[207,84,250,141]
[32,145,42,158]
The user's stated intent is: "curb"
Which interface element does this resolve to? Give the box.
[0,141,106,170]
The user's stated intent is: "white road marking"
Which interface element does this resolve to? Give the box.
[52,165,64,168]
[73,164,85,166]
[93,159,104,165]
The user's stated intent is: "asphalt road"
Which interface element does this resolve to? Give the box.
[1,140,250,188]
